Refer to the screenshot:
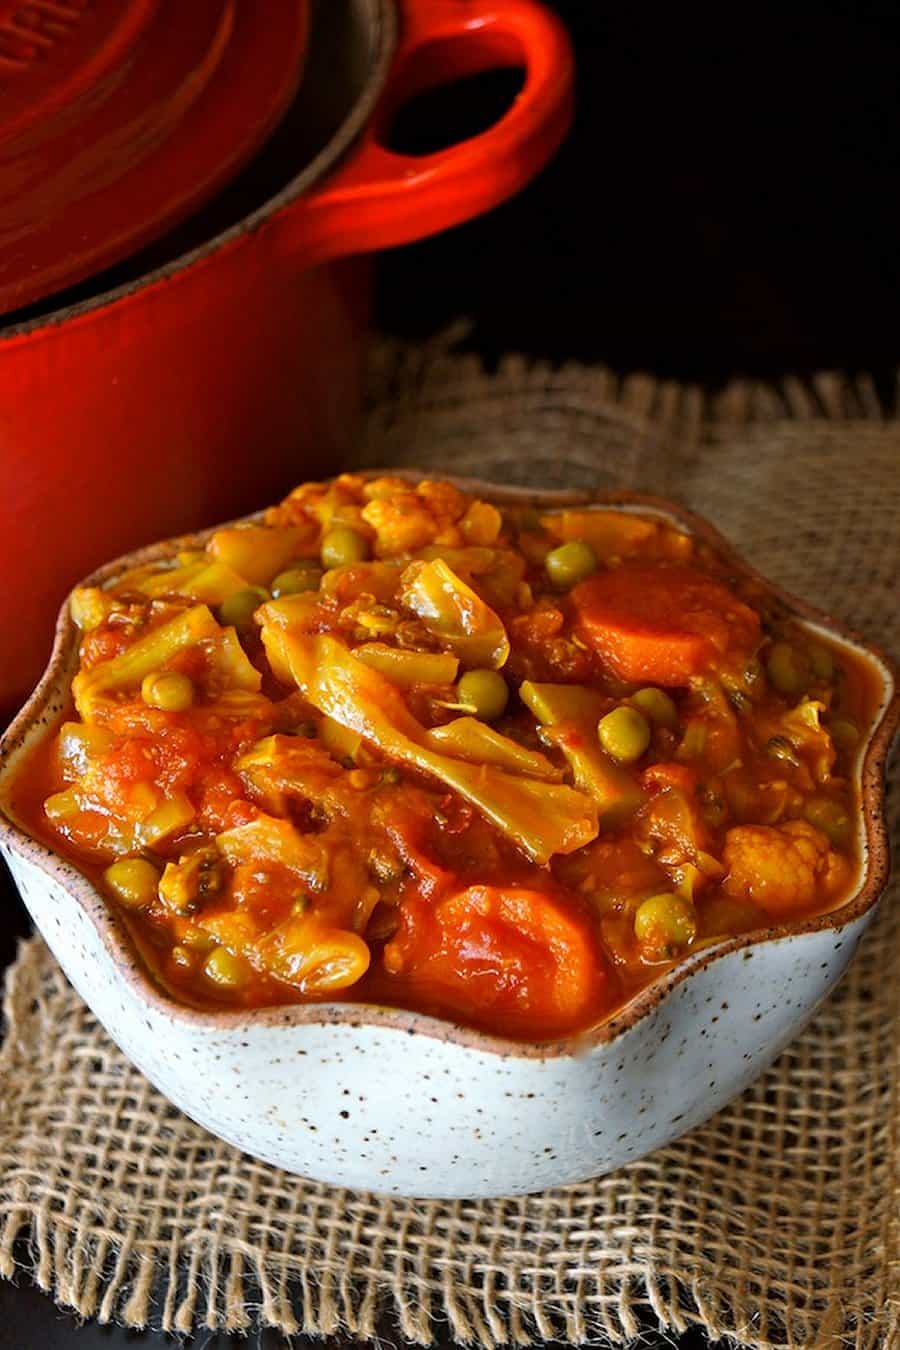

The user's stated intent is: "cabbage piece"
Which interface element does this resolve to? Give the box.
[262,629,596,863]
[672,852,725,901]
[256,594,324,683]
[417,546,526,607]
[208,524,314,586]
[426,717,562,780]
[635,786,713,881]
[45,783,143,858]
[73,604,261,719]
[58,722,114,777]
[70,587,117,631]
[399,558,510,669]
[237,734,344,814]
[210,626,265,693]
[74,605,217,715]
[116,559,250,605]
[138,792,196,847]
[320,561,403,604]
[158,847,223,915]
[520,681,645,827]
[48,760,194,855]
[541,509,658,559]
[199,909,264,949]
[200,688,274,722]
[257,593,324,631]
[255,915,370,993]
[355,643,459,688]
[318,716,370,766]
[217,813,330,890]
[685,679,741,772]
[417,546,498,573]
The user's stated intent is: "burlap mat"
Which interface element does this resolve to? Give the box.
[1,334,898,1347]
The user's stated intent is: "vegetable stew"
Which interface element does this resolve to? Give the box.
[11,477,879,1039]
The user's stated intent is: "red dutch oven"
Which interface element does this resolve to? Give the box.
[0,0,573,717]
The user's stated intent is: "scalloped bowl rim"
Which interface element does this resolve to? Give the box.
[0,473,896,1060]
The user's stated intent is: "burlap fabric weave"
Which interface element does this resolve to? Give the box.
[1,335,898,1347]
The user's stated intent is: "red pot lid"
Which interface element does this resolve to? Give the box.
[0,0,309,317]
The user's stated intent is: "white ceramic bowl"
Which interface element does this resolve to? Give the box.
[1,482,896,1199]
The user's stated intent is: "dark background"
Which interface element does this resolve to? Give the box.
[2,5,898,1346]
[379,7,900,399]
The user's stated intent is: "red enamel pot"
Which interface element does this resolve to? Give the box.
[0,0,573,718]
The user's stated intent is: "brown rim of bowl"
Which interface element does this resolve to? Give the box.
[0,0,392,340]
[0,471,897,1060]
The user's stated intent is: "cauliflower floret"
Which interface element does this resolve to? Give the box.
[722,819,850,917]
[361,475,415,501]
[267,475,368,531]
[361,494,440,555]
[361,479,469,556]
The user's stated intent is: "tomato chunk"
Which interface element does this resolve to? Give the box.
[572,561,760,686]
[383,885,608,1036]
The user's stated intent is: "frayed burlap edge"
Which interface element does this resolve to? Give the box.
[365,321,892,448]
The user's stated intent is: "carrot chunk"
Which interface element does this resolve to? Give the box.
[571,562,760,686]
[383,885,608,1036]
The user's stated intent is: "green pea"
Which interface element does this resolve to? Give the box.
[803,797,852,847]
[808,643,835,681]
[218,586,269,629]
[630,687,678,729]
[597,705,650,762]
[766,641,808,696]
[830,718,860,752]
[545,539,598,588]
[271,564,322,598]
[634,893,697,950]
[457,669,509,721]
[104,857,161,910]
[204,946,252,990]
[320,526,370,569]
[140,670,194,712]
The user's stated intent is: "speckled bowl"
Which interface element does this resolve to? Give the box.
[0,479,897,1199]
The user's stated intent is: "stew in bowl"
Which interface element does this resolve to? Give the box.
[9,474,886,1041]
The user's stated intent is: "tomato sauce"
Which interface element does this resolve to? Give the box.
[6,476,881,1040]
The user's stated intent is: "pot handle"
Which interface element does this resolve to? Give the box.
[276,0,574,262]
